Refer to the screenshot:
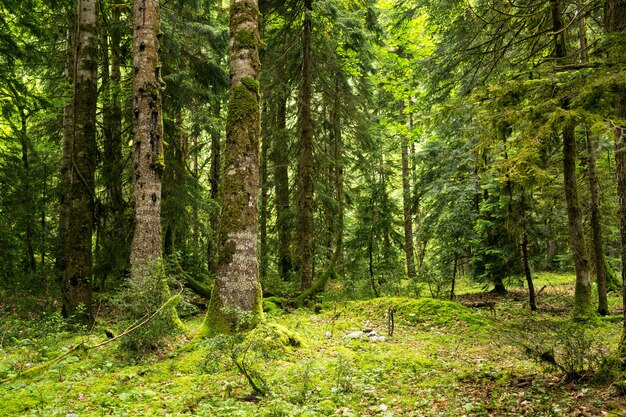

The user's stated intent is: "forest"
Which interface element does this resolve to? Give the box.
[3,0,626,415]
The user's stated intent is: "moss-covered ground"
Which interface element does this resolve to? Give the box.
[1,273,626,416]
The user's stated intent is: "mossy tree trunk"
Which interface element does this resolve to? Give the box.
[297,0,314,291]
[129,0,180,330]
[551,0,593,320]
[61,0,98,321]
[259,101,269,283]
[200,0,263,335]
[605,0,626,354]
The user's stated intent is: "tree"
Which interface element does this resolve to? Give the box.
[128,0,182,334]
[199,0,263,335]
[61,0,98,320]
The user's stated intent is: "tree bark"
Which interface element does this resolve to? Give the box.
[61,0,98,320]
[200,0,262,334]
[56,5,76,284]
[273,89,292,280]
[208,100,221,275]
[401,106,416,279]
[259,101,269,283]
[586,129,609,315]
[551,0,593,320]
[297,0,314,291]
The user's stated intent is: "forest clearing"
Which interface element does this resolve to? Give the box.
[1,274,626,416]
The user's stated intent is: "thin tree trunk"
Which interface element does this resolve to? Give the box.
[450,253,457,300]
[208,100,221,275]
[259,101,269,282]
[273,89,292,280]
[332,75,344,276]
[552,0,593,319]
[298,0,314,291]
[18,108,36,273]
[200,0,262,335]
[62,0,98,320]
[401,105,416,279]
[586,129,609,315]
[56,5,76,284]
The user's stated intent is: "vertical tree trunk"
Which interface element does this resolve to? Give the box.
[332,78,344,276]
[298,0,314,291]
[208,100,221,275]
[401,106,416,279]
[61,0,98,320]
[520,191,537,311]
[100,3,125,285]
[130,0,170,295]
[273,89,292,280]
[450,252,457,300]
[551,0,593,320]
[586,129,609,315]
[605,0,626,353]
[259,101,269,282]
[200,0,262,335]
[56,5,76,284]
[17,108,36,274]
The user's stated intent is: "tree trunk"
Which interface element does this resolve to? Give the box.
[100,3,125,286]
[200,0,263,335]
[401,106,416,279]
[208,100,221,275]
[586,129,609,315]
[551,0,593,320]
[259,101,269,282]
[129,0,181,331]
[56,5,76,284]
[605,0,626,354]
[61,0,98,321]
[18,108,36,274]
[297,0,314,291]
[520,191,537,311]
[273,89,292,280]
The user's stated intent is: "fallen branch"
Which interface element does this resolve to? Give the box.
[0,290,183,385]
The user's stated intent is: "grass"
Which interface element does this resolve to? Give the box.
[1,275,626,416]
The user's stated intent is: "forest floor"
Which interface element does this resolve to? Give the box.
[1,273,626,416]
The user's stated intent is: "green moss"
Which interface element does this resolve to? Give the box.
[240,76,259,94]
[237,28,256,49]
[226,84,257,132]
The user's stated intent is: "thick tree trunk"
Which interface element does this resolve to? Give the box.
[401,107,416,279]
[273,90,292,280]
[586,130,609,315]
[61,0,98,320]
[298,0,314,291]
[200,0,263,335]
[129,0,178,322]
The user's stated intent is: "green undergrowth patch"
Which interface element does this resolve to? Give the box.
[1,292,626,416]
[346,297,490,329]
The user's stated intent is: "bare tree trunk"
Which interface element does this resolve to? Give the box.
[61,0,98,321]
[298,0,314,291]
[200,0,262,335]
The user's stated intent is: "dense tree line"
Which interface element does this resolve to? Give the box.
[2,0,626,357]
